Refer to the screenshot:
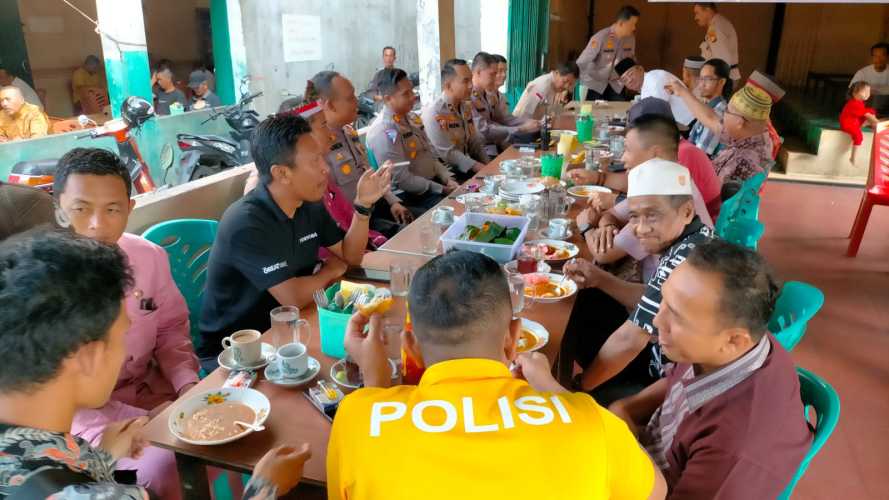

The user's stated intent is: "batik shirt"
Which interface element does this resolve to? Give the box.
[712,131,773,183]
[0,424,277,499]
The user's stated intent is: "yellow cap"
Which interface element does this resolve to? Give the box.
[729,85,772,121]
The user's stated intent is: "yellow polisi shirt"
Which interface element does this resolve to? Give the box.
[327,358,655,500]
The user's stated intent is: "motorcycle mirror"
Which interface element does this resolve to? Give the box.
[160,143,174,170]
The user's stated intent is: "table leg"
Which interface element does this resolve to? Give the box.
[175,452,212,500]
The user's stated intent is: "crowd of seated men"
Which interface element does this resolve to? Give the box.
[0,4,816,498]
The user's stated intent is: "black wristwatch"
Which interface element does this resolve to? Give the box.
[353,202,373,217]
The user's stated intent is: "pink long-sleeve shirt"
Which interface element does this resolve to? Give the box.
[72,233,200,442]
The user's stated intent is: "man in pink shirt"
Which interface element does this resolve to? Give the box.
[53,147,199,499]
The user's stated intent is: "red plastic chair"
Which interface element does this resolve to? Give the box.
[847,121,889,257]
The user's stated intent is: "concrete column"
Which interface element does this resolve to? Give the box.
[95,0,152,118]
[210,0,248,105]
[416,0,455,105]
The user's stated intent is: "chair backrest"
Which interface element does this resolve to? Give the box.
[719,218,765,250]
[142,219,218,349]
[778,367,840,499]
[869,121,889,190]
[769,281,825,351]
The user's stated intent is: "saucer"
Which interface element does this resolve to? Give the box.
[264,356,321,387]
[539,228,574,241]
[217,343,275,371]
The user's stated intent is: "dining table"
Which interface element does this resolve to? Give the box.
[141,101,632,499]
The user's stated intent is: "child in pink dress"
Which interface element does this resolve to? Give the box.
[840,81,879,163]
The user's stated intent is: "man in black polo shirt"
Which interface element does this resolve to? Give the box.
[561,159,713,403]
[199,114,392,367]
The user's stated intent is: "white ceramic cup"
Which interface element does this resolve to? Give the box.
[221,329,262,366]
[549,218,570,239]
[270,342,308,379]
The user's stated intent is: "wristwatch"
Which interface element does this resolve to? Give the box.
[353,202,373,217]
[579,222,594,237]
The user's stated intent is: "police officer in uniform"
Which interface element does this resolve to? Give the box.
[576,5,639,101]
[470,52,540,156]
[694,2,740,85]
[309,70,414,226]
[422,59,490,182]
[366,68,459,217]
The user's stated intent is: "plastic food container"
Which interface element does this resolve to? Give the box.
[440,213,530,263]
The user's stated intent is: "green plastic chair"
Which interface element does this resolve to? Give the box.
[719,218,765,250]
[778,367,841,499]
[769,281,825,351]
[716,190,761,235]
[142,219,218,354]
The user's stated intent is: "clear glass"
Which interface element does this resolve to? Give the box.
[610,135,625,158]
[507,272,525,317]
[390,263,412,297]
[419,223,440,255]
[270,306,311,348]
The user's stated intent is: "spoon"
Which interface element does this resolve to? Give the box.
[235,421,265,432]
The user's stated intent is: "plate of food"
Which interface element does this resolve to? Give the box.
[168,388,270,446]
[567,185,613,198]
[500,179,545,197]
[517,318,549,353]
[330,358,399,390]
[522,273,578,303]
[456,192,498,205]
[525,239,579,262]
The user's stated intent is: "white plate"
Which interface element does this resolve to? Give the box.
[264,356,321,387]
[499,179,545,196]
[525,239,580,261]
[567,185,613,198]
[168,388,270,446]
[217,343,275,371]
[517,318,550,353]
[504,260,551,275]
[455,192,498,205]
[539,228,574,241]
[330,358,398,389]
[522,273,578,304]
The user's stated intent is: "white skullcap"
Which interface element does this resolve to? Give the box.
[628,159,693,197]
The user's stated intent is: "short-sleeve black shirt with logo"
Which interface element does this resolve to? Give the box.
[198,182,344,357]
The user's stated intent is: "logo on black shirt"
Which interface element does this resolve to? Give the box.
[263,261,288,274]
[299,232,319,244]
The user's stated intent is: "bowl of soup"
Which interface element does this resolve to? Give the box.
[169,388,270,445]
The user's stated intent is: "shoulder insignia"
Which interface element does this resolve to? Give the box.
[385,128,398,144]
[707,29,717,44]
[590,38,597,48]
[606,38,614,50]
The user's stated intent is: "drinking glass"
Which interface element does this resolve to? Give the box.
[390,263,412,298]
[610,135,625,158]
[419,223,440,255]
[507,272,525,318]
[270,306,312,347]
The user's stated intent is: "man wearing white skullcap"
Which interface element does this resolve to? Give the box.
[557,158,714,402]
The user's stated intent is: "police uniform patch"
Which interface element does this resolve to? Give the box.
[394,115,402,123]
[342,163,352,175]
[707,29,717,44]
[409,151,417,159]
[408,140,416,149]
[385,128,398,144]
[348,127,358,137]
[411,114,422,125]
[335,153,344,161]
[590,38,598,48]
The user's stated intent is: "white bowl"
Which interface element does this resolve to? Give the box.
[168,388,270,446]
[522,273,578,304]
[567,185,613,198]
[517,318,550,353]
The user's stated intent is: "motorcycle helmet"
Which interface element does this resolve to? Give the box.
[121,96,155,128]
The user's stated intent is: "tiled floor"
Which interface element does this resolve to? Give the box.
[758,181,889,500]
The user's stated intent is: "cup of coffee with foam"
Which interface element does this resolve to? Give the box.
[221,329,262,366]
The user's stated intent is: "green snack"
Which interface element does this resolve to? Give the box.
[476,221,505,243]
[460,225,481,241]
[492,237,513,245]
[504,227,521,242]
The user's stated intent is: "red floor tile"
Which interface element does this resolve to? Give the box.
[759,181,889,499]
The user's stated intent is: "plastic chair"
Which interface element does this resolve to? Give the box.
[777,367,841,499]
[719,218,765,250]
[716,189,761,237]
[769,281,825,351]
[847,121,889,257]
[142,219,218,352]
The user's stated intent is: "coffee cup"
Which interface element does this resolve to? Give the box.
[221,329,263,366]
[548,218,570,239]
[269,342,308,379]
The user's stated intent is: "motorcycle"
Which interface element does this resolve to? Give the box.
[174,87,262,184]
[8,96,169,194]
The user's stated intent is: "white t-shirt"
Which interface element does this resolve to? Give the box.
[850,65,889,94]
[641,70,695,126]
[11,77,42,109]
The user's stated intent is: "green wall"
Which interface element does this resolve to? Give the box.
[0,110,234,186]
